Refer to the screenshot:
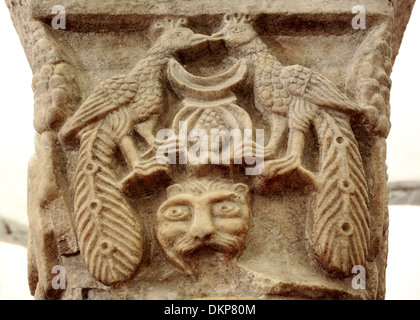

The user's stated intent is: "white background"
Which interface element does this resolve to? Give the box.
[0,2,419,300]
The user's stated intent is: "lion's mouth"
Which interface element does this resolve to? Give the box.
[175,232,242,256]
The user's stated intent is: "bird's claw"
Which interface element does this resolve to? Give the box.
[263,156,315,180]
[120,159,171,197]
[253,155,317,194]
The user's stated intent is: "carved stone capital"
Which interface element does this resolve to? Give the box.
[7,0,415,300]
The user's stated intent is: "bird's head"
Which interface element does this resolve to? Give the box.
[211,14,258,53]
[149,17,211,55]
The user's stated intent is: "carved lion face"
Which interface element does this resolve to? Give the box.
[155,179,251,277]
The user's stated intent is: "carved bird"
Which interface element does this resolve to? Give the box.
[211,14,376,181]
[212,14,378,278]
[60,17,211,174]
[57,18,213,286]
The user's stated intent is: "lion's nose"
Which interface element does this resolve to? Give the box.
[189,209,216,241]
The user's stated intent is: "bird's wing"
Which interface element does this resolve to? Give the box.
[280,65,362,115]
[254,60,290,116]
[60,74,138,140]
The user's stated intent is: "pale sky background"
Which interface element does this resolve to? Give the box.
[0,2,418,300]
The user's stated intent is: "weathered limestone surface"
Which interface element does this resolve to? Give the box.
[6,0,415,300]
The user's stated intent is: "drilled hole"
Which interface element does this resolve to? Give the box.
[336,137,344,144]
[342,222,352,234]
[90,202,98,210]
[89,200,102,214]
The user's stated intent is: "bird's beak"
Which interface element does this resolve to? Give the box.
[210,31,225,41]
[189,33,211,45]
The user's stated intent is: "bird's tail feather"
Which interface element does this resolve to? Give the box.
[311,109,370,277]
[74,112,144,285]
[306,73,361,114]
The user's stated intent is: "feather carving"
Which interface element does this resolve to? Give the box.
[212,14,372,277]
[60,75,138,141]
[74,108,145,285]
[311,109,370,277]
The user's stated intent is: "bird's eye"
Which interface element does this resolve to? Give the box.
[170,32,183,39]
[231,27,242,33]
[163,206,192,221]
[212,202,241,218]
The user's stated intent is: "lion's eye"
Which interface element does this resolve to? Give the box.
[163,206,192,221]
[212,202,241,218]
